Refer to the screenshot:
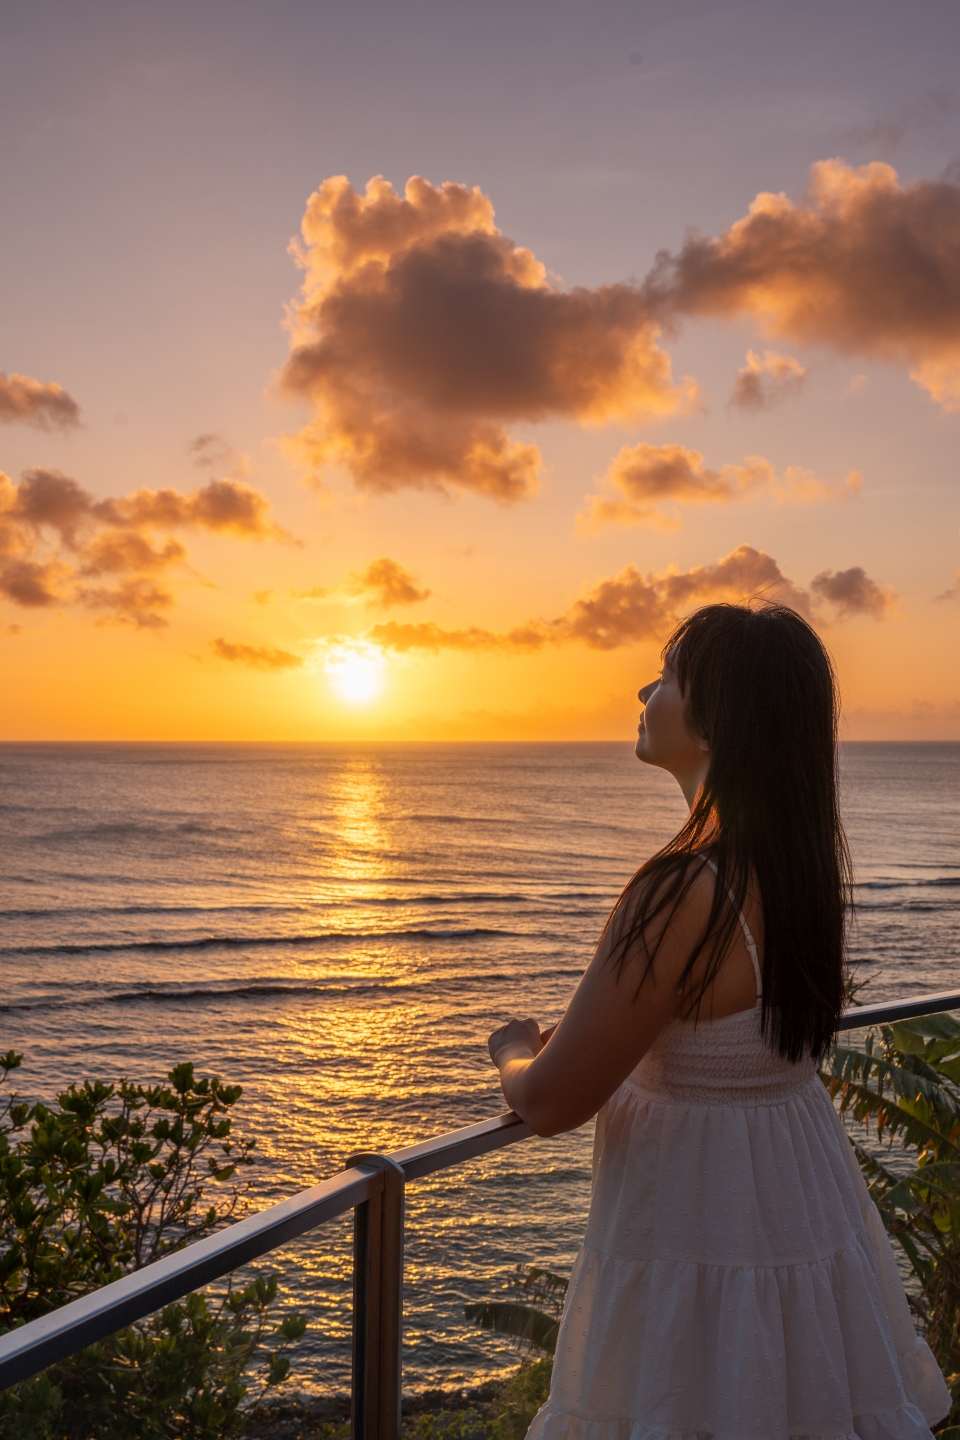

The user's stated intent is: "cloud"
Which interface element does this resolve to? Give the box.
[729,350,806,410]
[118,479,289,539]
[579,442,860,532]
[367,620,505,652]
[642,158,960,410]
[0,556,68,609]
[210,638,303,670]
[188,433,250,476]
[810,566,897,619]
[343,557,430,607]
[294,555,431,608]
[367,544,890,657]
[277,174,697,501]
[0,371,82,431]
[79,579,177,631]
[550,546,813,647]
[0,468,287,628]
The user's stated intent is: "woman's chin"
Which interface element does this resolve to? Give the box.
[635,734,663,768]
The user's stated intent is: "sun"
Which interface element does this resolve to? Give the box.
[324,643,387,705]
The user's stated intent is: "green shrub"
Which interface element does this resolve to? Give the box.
[495,1359,552,1440]
[0,1051,305,1438]
[415,1408,498,1440]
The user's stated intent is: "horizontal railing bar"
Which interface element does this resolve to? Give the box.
[838,989,960,1030]
[0,1165,378,1390]
[391,1110,533,1181]
[3,986,960,1393]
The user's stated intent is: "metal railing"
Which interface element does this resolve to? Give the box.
[1,987,958,1435]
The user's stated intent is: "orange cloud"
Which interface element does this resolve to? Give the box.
[345,556,430,606]
[0,371,81,430]
[579,443,860,531]
[295,556,431,607]
[643,159,960,409]
[80,579,178,628]
[810,566,897,619]
[116,479,288,539]
[729,350,806,410]
[210,638,303,669]
[278,174,697,501]
[367,544,890,655]
[0,469,287,628]
[367,620,505,652]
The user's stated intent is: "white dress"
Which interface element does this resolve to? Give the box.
[528,899,950,1440]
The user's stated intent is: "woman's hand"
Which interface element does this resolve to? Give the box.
[487,1016,543,1067]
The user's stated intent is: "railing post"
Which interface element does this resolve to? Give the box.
[348,1152,405,1440]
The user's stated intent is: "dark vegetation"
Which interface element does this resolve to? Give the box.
[0,1053,305,1439]
[824,1012,960,1438]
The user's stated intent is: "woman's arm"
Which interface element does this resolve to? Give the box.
[488,867,715,1136]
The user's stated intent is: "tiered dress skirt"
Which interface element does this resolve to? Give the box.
[528,1006,950,1440]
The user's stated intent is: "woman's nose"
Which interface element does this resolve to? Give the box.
[638,680,658,705]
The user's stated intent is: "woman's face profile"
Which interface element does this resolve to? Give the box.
[635,653,709,783]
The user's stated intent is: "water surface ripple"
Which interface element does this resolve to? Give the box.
[2,742,958,1392]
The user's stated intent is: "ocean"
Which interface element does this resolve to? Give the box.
[2,741,959,1393]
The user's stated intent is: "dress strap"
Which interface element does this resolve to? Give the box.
[699,856,763,999]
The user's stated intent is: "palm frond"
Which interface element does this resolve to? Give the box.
[824,1077,960,1156]
[827,1011,960,1402]
[515,1265,568,1319]
[826,1045,960,1118]
[883,1163,960,1215]
[463,1301,560,1357]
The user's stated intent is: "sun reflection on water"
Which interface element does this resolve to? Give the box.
[326,758,388,883]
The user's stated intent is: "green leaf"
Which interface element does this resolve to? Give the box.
[266,1352,291,1386]
[891,1014,960,1046]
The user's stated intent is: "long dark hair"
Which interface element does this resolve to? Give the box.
[607,602,850,1061]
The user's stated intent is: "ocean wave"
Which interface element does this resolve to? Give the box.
[857,902,959,914]
[1,926,522,959]
[26,819,243,844]
[858,876,960,889]
[0,889,611,923]
[0,902,291,921]
[0,978,409,1013]
[0,962,584,1014]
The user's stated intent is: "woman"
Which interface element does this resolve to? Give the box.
[488,603,949,1440]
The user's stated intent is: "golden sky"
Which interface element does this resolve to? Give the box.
[2,2,959,740]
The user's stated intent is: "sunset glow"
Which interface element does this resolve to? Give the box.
[324,644,387,707]
[2,4,959,741]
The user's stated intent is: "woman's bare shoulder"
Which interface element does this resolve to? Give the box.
[605,853,714,968]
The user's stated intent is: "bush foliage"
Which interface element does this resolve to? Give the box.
[0,1051,305,1439]
[823,1013,960,1435]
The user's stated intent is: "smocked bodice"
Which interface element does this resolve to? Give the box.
[625,1002,817,1106]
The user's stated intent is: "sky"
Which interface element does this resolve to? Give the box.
[2,0,959,741]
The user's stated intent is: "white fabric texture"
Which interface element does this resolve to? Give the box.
[528,960,950,1440]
